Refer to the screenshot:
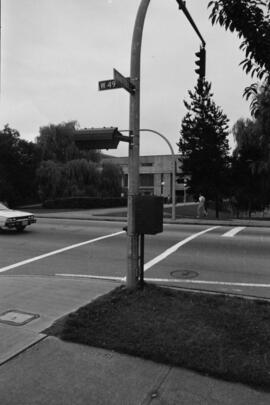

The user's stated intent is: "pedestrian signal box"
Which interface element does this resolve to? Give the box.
[134,196,163,235]
[73,127,131,150]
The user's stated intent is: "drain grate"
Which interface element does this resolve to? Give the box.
[0,310,39,326]
[170,270,199,279]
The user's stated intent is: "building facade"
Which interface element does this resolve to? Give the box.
[104,154,186,201]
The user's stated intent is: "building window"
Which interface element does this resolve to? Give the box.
[141,162,153,167]
[142,191,153,196]
[124,174,128,187]
[140,174,154,187]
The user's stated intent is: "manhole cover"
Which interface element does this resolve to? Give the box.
[170,270,199,279]
[0,310,39,326]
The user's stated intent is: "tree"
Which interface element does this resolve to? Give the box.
[35,121,123,202]
[178,80,230,218]
[208,0,270,108]
[36,160,66,202]
[37,159,100,202]
[231,118,269,216]
[0,125,41,206]
[231,81,270,215]
[64,159,100,197]
[208,0,270,81]
[100,161,123,197]
[253,81,270,145]
[36,158,123,202]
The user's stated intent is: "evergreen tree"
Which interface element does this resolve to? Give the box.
[178,80,230,218]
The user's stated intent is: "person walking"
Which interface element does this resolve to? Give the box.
[197,193,207,218]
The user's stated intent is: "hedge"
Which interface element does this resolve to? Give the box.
[43,196,127,209]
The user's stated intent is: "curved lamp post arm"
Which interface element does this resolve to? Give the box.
[140,129,176,221]
[121,128,177,221]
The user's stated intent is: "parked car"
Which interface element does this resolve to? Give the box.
[0,202,37,232]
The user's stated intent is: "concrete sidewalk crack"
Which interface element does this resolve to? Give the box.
[140,366,172,405]
[0,334,47,367]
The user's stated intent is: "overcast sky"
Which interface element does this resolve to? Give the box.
[0,0,252,156]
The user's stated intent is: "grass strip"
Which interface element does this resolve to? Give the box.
[45,283,270,391]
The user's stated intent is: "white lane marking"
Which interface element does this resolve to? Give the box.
[144,278,270,288]
[144,226,219,272]
[222,227,246,238]
[0,231,125,274]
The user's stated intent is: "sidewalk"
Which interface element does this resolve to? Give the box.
[0,275,270,404]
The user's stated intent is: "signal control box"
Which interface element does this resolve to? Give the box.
[134,195,163,235]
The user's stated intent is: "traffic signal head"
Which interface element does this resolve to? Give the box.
[195,46,206,79]
[73,127,130,150]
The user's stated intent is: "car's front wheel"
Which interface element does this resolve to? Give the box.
[16,224,26,232]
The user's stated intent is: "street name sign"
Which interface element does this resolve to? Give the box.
[113,68,135,94]
[98,79,120,91]
[98,68,135,94]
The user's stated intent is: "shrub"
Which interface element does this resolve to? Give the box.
[43,196,127,209]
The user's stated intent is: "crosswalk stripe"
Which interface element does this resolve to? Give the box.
[0,231,125,273]
[144,226,219,271]
[222,227,246,238]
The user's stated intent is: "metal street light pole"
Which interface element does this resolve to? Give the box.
[127,0,151,288]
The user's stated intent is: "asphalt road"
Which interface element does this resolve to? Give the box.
[1,218,270,299]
